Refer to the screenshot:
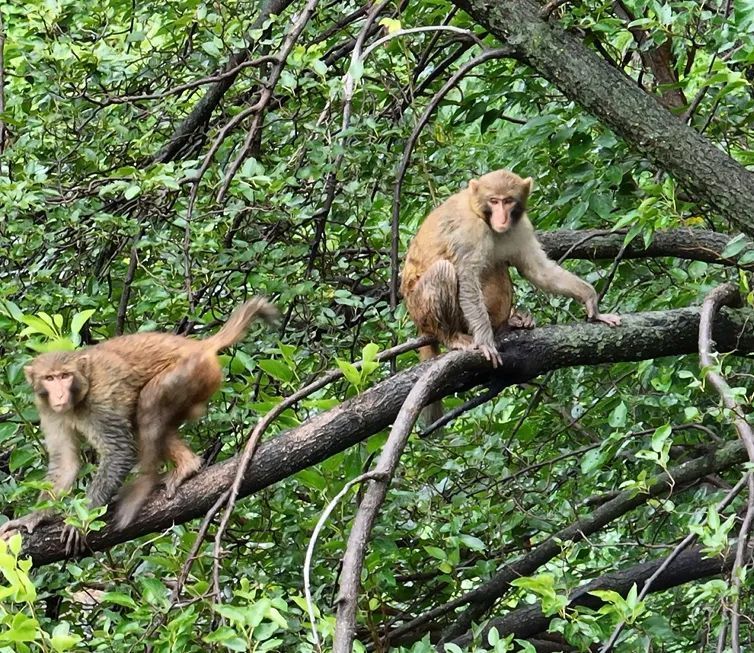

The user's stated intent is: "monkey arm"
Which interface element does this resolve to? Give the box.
[0,418,81,539]
[41,417,81,498]
[513,237,620,326]
[457,270,502,367]
[84,415,137,507]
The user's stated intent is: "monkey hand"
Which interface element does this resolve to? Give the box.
[473,337,503,368]
[61,524,88,557]
[509,311,535,330]
[592,312,621,327]
[0,510,54,539]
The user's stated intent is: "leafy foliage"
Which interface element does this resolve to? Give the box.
[0,0,752,651]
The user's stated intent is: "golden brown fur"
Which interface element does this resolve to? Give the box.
[401,169,619,426]
[0,297,277,551]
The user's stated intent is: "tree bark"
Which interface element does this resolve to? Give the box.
[451,0,754,237]
[15,305,754,565]
[538,228,754,270]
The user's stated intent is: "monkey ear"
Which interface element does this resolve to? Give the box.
[521,177,534,202]
[469,179,479,195]
[76,355,90,377]
[23,366,35,384]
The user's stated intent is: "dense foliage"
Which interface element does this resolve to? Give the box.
[1,0,753,651]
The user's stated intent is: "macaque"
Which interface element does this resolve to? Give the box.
[401,169,620,423]
[0,298,277,553]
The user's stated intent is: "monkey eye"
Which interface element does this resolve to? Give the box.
[503,197,516,205]
[59,372,72,379]
[44,374,55,382]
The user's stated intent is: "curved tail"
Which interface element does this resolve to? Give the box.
[205,297,278,352]
[419,343,444,431]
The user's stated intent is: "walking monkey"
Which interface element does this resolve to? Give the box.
[0,298,277,553]
[401,169,620,423]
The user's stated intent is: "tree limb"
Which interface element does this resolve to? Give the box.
[13,305,754,566]
[450,0,754,237]
[445,541,752,650]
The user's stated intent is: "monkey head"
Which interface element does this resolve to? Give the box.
[469,169,533,234]
[25,352,90,413]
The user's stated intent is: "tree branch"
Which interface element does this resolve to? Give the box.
[12,305,754,566]
[445,541,752,650]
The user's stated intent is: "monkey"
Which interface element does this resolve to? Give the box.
[400,169,620,424]
[0,298,277,553]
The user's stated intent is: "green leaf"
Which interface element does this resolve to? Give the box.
[50,623,81,652]
[608,402,627,428]
[70,309,96,338]
[258,359,293,384]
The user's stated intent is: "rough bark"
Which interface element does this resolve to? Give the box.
[451,0,754,237]
[15,305,754,565]
[447,543,746,649]
[538,228,754,270]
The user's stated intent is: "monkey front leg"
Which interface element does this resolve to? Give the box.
[517,249,621,327]
[60,424,137,555]
[0,421,81,542]
[458,272,502,367]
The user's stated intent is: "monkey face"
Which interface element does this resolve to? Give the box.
[37,372,80,412]
[469,169,534,234]
[25,355,89,413]
[486,196,523,233]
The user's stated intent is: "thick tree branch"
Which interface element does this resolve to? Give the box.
[538,229,754,270]
[451,0,754,237]
[446,542,750,649]
[13,305,754,565]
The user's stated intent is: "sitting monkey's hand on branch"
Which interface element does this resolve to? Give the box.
[472,336,503,368]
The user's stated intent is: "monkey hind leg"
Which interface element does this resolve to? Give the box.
[406,260,465,346]
[163,434,203,499]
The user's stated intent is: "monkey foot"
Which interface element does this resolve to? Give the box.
[163,458,203,499]
[508,311,535,330]
[592,313,621,327]
[61,525,87,557]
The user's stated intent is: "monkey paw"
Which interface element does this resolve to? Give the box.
[509,311,535,330]
[475,343,502,368]
[593,313,621,327]
[61,525,87,557]
[0,511,50,539]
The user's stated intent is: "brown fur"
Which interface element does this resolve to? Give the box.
[401,169,619,426]
[0,297,277,550]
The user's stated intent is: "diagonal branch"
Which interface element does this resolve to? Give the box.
[333,352,506,652]
[11,305,754,566]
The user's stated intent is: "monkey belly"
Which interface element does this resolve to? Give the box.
[482,270,513,331]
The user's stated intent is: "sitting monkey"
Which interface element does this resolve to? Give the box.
[401,169,620,422]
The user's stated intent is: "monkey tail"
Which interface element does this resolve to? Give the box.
[418,343,444,432]
[205,297,278,352]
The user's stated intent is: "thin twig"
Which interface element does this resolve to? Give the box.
[420,377,510,437]
[115,231,143,335]
[216,0,321,202]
